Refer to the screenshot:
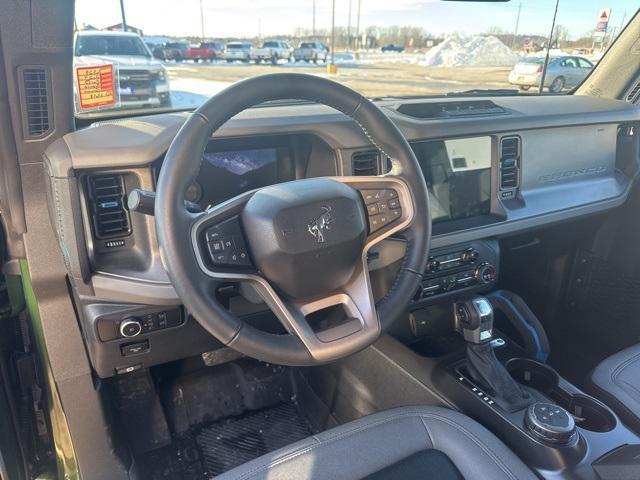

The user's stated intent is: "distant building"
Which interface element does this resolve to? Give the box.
[104,23,143,36]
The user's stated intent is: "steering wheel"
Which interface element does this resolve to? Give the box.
[156,73,431,366]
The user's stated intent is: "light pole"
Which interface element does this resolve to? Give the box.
[538,0,559,94]
[119,0,128,32]
[348,0,352,50]
[511,2,521,49]
[199,0,205,41]
[356,0,362,51]
[312,0,316,38]
[328,0,337,74]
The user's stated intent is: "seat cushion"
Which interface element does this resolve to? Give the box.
[590,343,640,433]
[216,406,536,480]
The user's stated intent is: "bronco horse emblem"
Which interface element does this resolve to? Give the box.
[307,205,334,243]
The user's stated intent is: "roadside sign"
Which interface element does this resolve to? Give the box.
[75,64,117,110]
[593,9,611,38]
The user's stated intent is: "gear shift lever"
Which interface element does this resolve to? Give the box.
[455,297,495,345]
[455,297,531,412]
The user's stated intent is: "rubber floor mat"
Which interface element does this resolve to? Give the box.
[196,402,314,477]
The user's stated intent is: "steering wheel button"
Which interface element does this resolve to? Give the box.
[206,228,222,242]
[383,189,399,200]
[369,214,383,232]
[209,240,224,252]
[361,190,378,205]
[388,198,401,209]
[210,252,227,265]
[367,203,379,215]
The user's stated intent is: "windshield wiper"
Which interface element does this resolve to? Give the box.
[446,89,520,97]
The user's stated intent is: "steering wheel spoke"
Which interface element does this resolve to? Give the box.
[246,258,379,363]
[332,175,415,245]
[191,190,258,276]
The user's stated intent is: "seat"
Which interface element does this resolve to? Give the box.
[217,406,536,480]
[590,343,640,433]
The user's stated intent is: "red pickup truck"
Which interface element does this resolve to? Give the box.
[163,41,225,62]
[186,42,225,62]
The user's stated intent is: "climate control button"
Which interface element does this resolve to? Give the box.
[461,248,479,264]
[475,263,497,284]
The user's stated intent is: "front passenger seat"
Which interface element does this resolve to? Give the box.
[217,406,536,479]
[590,343,640,434]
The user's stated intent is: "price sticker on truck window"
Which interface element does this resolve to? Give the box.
[75,64,117,110]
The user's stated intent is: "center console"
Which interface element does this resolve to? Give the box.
[437,296,640,479]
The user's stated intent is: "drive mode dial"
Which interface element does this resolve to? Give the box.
[525,402,577,445]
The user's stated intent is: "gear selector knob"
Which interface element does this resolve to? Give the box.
[454,297,494,344]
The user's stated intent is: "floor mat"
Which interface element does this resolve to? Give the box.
[196,402,314,477]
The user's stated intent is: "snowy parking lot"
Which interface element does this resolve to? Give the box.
[165,35,594,107]
[166,50,518,107]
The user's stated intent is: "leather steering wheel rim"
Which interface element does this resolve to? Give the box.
[156,73,431,366]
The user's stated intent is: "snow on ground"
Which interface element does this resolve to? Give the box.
[169,77,231,107]
[421,35,520,67]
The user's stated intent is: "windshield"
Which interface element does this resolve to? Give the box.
[75,34,150,57]
[72,1,636,117]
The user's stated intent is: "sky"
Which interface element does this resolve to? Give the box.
[74,0,638,40]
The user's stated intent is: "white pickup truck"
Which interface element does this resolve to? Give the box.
[251,41,292,64]
[293,41,328,63]
[74,30,171,111]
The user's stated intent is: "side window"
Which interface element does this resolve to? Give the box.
[578,58,593,69]
[565,58,578,68]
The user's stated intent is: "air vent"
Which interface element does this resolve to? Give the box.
[352,151,380,176]
[396,100,505,120]
[18,66,52,138]
[626,81,640,104]
[87,174,131,239]
[500,137,520,190]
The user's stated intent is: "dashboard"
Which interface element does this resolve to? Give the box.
[43,94,640,377]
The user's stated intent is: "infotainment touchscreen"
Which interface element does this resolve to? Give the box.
[412,136,492,223]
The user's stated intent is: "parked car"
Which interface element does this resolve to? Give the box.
[224,42,253,62]
[381,44,405,53]
[508,55,594,93]
[186,42,225,62]
[251,40,292,64]
[145,42,165,60]
[162,41,190,61]
[293,41,328,63]
[74,30,171,109]
[199,41,225,61]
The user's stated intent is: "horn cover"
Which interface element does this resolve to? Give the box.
[241,178,367,299]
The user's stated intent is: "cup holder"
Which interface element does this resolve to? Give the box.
[507,358,616,433]
[566,395,617,433]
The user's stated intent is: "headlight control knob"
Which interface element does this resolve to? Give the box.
[120,318,142,338]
